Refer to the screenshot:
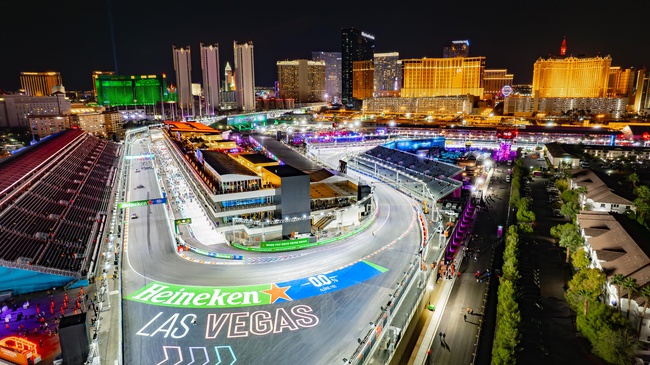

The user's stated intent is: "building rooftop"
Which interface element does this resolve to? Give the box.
[164,121,221,134]
[262,164,306,178]
[0,129,85,196]
[251,134,333,181]
[570,169,634,205]
[577,211,650,289]
[201,150,258,177]
[238,153,276,164]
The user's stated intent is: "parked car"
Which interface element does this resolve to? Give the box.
[131,213,138,219]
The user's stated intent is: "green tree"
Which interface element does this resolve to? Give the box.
[633,185,650,222]
[596,327,640,365]
[550,222,583,263]
[517,223,533,234]
[627,173,639,189]
[582,309,640,365]
[492,279,520,365]
[637,285,650,337]
[623,277,638,319]
[554,179,568,192]
[610,273,626,313]
[561,189,579,204]
[560,201,581,219]
[516,208,536,224]
[565,268,606,316]
[571,249,590,270]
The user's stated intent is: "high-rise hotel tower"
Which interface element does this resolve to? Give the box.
[341,28,374,105]
[172,46,194,117]
[532,38,611,99]
[233,41,256,112]
[200,43,221,116]
[400,57,485,98]
[20,72,63,96]
[312,51,342,102]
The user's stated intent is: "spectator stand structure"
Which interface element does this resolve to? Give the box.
[0,129,121,295]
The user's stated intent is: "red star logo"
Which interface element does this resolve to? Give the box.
[262,283,292,303]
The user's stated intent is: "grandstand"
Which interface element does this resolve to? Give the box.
[351,145,463,200]
[0,129,121,294]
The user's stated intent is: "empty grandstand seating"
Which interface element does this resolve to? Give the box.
[0,131,120,274]
[354,145,463,199]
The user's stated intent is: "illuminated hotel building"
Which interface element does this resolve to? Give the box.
[312,51,342,102]
[0,94,71,128]
[504,96,626,118]
[200,43,221,116]
[172,45,194,117]
[483,69,514,99]
[94,74,169,107]
[352,60,374,100]
[363,95,475,115]
[531,55,612,99]
[341,28,375,105]
[91,71,115,99]
[70,105,123,139]
[373,52,401,97]
[28,115,71,138]
[20,72,63,96]
[400,57,485,98]
[443,40,470,58]
[607,66,635,101]
[234,41,256,112]
[634,68,650,113]
[276,59,325,103]
[221,62,237,109]
[224,62,235,91]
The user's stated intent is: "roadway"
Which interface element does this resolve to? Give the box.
[425,166,511,365]
[118,133,425,364]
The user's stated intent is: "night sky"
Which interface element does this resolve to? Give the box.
[2,0,649,92]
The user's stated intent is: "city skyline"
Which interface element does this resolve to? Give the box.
[3,1,650,92]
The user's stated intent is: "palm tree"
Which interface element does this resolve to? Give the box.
[628,173,639,189]
[623,277,638,319]
[638,285,650,337]
[559,232,583,264]
[611,273,626,313]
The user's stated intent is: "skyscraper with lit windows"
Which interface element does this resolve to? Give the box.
[400,57,485,98]
[234,41,256,112]
[373,52,401,97]
[483,69,514,99]
[352,60,374,100]
[200,43,221,116]
[277,59,325,103]
[20,72,63,96]
[341,28,374,106]
[531,55,611,98]
[312,51,341,103]
[172,46,194,117]
[443,40,470,58]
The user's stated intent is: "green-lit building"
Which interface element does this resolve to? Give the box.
[95,74,176,107]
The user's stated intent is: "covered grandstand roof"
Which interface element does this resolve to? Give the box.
[263,164,306,178]
[251,134,334,181]
[238,153,276,164]
[164,121,221,134]
[0,129,85,196]
[202,150,258,177]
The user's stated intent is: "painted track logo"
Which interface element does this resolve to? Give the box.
[126,260,387,308]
